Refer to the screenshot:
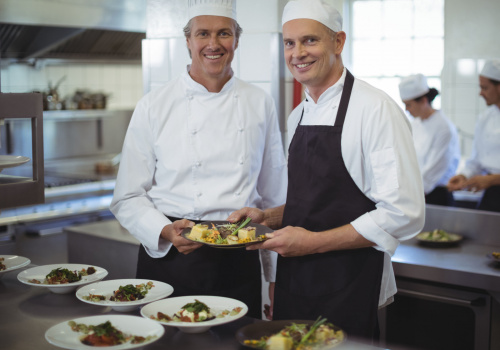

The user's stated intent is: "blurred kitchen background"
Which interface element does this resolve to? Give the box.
[1,1,500,348]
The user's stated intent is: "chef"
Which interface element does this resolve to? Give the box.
[228,0,425,341]
[447,59,500,212]
[399,74,460,206]
[110,0,287,319]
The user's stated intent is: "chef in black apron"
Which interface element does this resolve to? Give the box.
[228,0,425,342]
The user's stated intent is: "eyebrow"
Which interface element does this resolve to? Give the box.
[283,34,321,42]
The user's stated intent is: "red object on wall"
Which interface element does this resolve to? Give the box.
[293,79,303,109]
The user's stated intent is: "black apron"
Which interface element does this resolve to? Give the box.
[477,185,500,212]
[425,185,455,206]
[136,216,262,318]
[273,70,385,340]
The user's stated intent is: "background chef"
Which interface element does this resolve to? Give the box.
[447,59,500,212]
[229,0,425,341]
[399,74,460,206]
[110,0,287,318]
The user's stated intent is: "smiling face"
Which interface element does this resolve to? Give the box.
[479,75,500,107]
[283,19,345,101]
[186,15,238,91]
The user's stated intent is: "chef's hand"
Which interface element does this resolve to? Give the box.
[464,175,495,192]
[227,207,266,225]
[264,282,275,320]
[247,226,314,257]
[447,174,467,191]
[160,219,202,254]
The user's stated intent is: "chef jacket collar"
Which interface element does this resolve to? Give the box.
[304,67,346,106]
[183,64,235,95]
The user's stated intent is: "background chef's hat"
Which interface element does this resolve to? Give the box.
[399,74,430,101]
[480,59,500,82]
[282,0,342,32]
[187,0,236,20]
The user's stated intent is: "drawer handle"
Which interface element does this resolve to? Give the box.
[397,288,486,307]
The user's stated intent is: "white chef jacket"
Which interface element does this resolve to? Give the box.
[287,68,425,307]
[409,110,460,194]
[111,67,287,282]
[461,105,500,178]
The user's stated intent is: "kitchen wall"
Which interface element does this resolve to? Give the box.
[0,63,143,110]
[441,0,500,159]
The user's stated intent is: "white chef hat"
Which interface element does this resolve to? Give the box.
[282,0,342,32]
[399,74,430,101]
[480,59,500,82]
[187,0,236,21]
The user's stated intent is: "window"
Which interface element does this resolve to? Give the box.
[348,0,444,109]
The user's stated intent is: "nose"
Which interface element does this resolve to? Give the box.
[207,34,220,50]
[292,43,306,59]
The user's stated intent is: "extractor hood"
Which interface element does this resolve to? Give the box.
[0,0,146,63]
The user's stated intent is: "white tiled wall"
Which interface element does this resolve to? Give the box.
[0,63,143,110]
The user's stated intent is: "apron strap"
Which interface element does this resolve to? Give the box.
[334,69,354,127]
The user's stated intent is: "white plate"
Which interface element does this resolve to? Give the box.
[0,255,31,279]
[0,155,30,173]
[17,264,108,294]
[141,295,248,333]
[76,279,174,312]
[45,314,164,350]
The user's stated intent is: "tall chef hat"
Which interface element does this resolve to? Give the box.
[480,59,500,82]
[282,0,342,32]
[187,0,236,21]
[399,74,430,101]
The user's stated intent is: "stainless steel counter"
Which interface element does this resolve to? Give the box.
[0,267,381,350]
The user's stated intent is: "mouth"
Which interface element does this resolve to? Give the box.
[205,54,223,60]
[293,61,314,70]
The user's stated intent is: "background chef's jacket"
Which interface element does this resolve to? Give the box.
[287,68,425,307]
[111,68,288,282]
[409,110,460,194]
[460,105,500,178]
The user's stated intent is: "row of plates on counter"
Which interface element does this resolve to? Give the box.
[0,257,272,350]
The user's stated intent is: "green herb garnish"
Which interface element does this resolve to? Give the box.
[230,217,252,236]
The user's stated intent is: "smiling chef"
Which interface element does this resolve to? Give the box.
[229,0,425,341]
[110,0,287,319]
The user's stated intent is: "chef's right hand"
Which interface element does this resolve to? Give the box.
[447,174,467,191]
[227,207,265,225]
[160,219,202,254]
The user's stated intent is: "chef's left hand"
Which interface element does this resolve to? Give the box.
[246,226,315,257]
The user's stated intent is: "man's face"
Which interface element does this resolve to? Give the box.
[479,76,500,106]
[186,15,238,84]
[283,19,344,91]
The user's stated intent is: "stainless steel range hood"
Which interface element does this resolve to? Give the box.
[0,0,146,63]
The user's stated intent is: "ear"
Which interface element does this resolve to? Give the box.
[335,31,347,55]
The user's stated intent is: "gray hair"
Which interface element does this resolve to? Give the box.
[183,18,243,39]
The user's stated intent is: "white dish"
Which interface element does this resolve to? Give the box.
[76,279,174,312]
[0,255,31,279]
[17,264,108,294]
[141,295,248,333]
[45,314,164,350]
[0,155,30,173]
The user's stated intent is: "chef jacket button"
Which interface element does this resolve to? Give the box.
[235,191,241,196]
[197,192,202,197]
[196,161,201,167]
[238,128,244,132]
[234,94,238,98]
[191,130,197,135]
[187,95,193,100]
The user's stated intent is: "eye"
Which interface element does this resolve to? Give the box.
[305,38,317,44]
[284,40,294,48]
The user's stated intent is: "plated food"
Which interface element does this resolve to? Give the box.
[45,315,164,350]
[182,220,273,248]
[17,264,108,294]
[141,295,248,333]
[0,255,31,278]
[76,279,174,312]
[416,229,463,247]
[237,318,345,350]
[486,252,500,264]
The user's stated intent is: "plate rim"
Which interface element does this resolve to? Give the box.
[75,278,174,307]
[0,155,30,170]
[140,294,248,328]
[45,314,165,350]
[0,255,31,274]
[416,231,463,247]
[17,263,108,288]
[181,220,273,249]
